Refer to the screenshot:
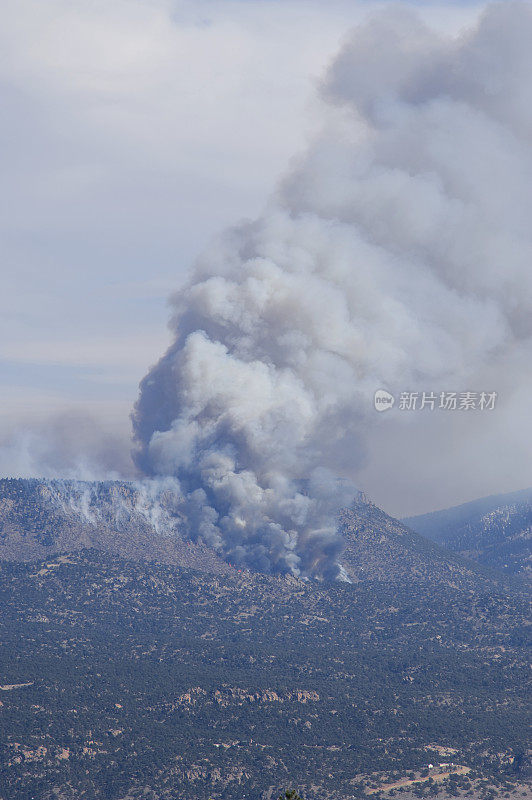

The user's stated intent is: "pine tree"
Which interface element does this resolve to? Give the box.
[278,790,305,800]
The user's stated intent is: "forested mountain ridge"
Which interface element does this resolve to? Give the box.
[339,495,501,589]
[0,479,515,592]
[0,479,529,799]
[0,477,232,574]
[0,549,529,800]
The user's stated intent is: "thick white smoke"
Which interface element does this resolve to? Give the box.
[133,2,532,576]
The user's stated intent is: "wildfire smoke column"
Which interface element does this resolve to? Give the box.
[132,3,532,576]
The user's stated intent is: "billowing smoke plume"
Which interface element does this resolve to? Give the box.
[133,2,532,576]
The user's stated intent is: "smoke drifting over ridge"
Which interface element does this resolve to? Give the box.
[0,413,134,482]
[128,2,532,576]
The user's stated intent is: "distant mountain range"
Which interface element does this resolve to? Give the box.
[405,488,532,581]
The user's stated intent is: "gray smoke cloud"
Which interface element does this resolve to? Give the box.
[133,2,532,574]
[0,412,135,482]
